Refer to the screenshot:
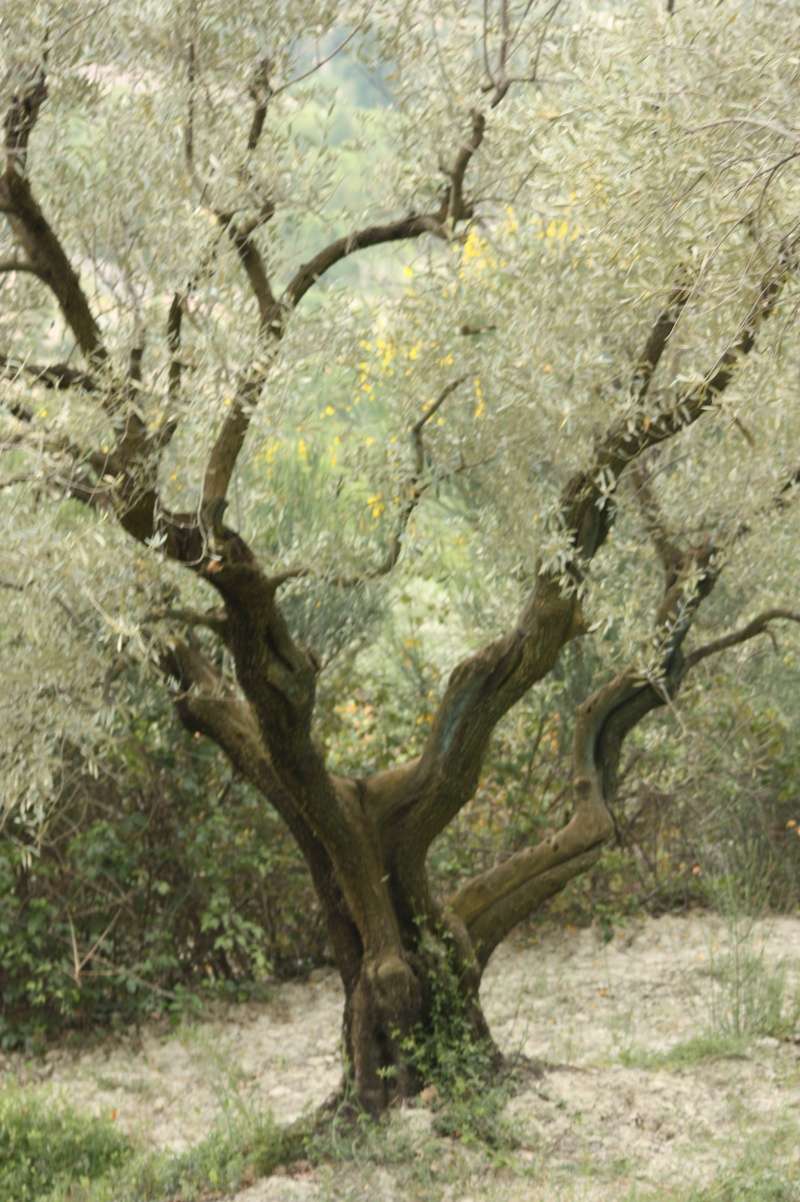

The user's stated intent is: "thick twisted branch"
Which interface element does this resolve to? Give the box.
[456,510,800,963]
[379,247,794,853]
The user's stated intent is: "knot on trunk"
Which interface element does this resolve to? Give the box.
[368,953,422,1026]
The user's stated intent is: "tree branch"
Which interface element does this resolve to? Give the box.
[1,62,110,380]
[630,272,692,404]
[3,61,47,175]
[273,24,365,98]
[451,815,610,967]
[201,366,274,509]
[1,416,116,512]
[0,172,110,373]
[157,633,363,989]
[0,352,97,392]
[184,30,196,172]
[284,214,446,311]
[561,244,792,569]
[444,110,486,221]
[218,207,279,329]
[377,375,469,573]
[453,478,800,961]
[147,604,230,641]
[166,289,185,411]
[685,609,800,670]
[271,375,470,591]
[0,257,41,276]
[201,87,504,516]
[245,55,273,152]
[454,531,719,964]
[379,247,794,853]
[631,454,683,584]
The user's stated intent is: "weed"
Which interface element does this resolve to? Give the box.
[177,1021,257,1129]
[706,951,800,1041]
[0,1063,301,1202]
[687,1169,799,1202]
[620,856,800,1070]
[53,1108,298,1202]
[701,848,800,1041]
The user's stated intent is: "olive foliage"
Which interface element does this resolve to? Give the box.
[1,0,796,815]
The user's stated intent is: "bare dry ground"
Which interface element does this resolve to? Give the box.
[5,912,800,1201]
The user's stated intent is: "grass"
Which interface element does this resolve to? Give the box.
[617,952,799,1070]
[704,948,800,1042]
[622,1124,799,1202]
[618,1031,751,1069]
[104,1110,297,1202]
[0,1076,303,1202]
[619,861,800,1073]
[5,1038,799,1202]
[700,849,800,1040]
[0,1080,135,1202]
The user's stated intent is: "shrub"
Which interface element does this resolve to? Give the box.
[0,694,327,1049]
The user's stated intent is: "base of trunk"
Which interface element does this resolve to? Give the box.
[341,944,502,1115]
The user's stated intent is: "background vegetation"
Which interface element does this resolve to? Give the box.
[3,642,798,1049]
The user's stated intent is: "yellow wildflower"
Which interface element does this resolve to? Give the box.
[474,377,485,419]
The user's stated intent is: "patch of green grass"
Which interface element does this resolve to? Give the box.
[141,1112,292,1200]
[0,1080,135,1202]
[690,1170,799,1202]
[0,1075,307,1202]
[82,1108,302,1202]
[619,1031,751,1070]
[306,1102,418,1168]
[625,1161,799,1202]
[622,1125,798,1202]
[625,1173,797,1202]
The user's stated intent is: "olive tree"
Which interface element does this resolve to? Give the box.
[2,0,800,1113]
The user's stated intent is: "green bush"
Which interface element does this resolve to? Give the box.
[0,694,327,1049]
[608,679,800,917]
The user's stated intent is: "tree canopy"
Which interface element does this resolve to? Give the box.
[2,0,800,1113]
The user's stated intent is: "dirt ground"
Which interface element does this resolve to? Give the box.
[4,912,800,1201]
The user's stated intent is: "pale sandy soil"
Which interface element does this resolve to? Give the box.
[4,913,800,1201]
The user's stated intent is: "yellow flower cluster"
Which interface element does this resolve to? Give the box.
[531,215,581,242]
